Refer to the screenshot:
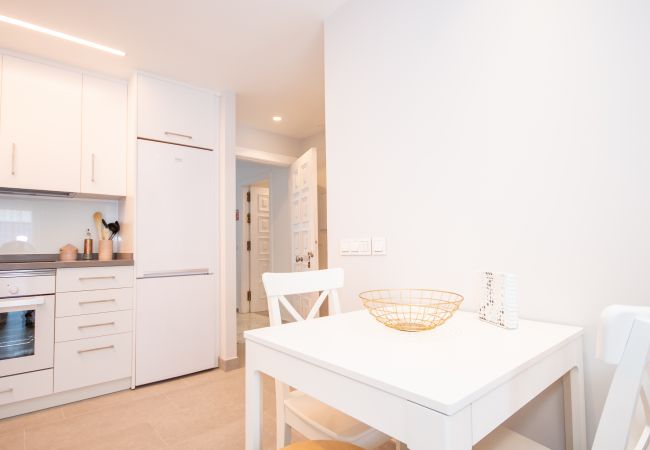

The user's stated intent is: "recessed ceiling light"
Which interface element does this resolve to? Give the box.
[272,116,283,122]
[0,14,126,56]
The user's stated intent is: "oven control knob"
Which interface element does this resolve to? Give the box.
[8,286,19,295]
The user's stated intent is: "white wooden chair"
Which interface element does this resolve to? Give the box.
[262,268,396,450]
[592,305,650,450]
[477,304,650,450]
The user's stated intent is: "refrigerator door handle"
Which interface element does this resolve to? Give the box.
[140,268,211,279]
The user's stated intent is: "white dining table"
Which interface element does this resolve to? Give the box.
[245,310,587,450]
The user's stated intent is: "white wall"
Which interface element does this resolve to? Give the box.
[0,195,119,255]
[300,132,327,189]
[235,160,291,310]
[325,1,650,448]
[237,124,305,158]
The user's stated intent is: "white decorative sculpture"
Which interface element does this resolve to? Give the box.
[477,271,518,329]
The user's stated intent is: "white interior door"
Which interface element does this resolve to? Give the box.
[289,148,319,318]
[249,186,271,313]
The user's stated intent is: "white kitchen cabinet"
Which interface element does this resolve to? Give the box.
[0,55,81,192]
[81,75,127,196]
[56,288,133,317]
[0,370,53,406]
[54,333,132,393]
[137,74,219,150]
[54,266,134,393]
[55,310,133,342]
[56,266,134,292]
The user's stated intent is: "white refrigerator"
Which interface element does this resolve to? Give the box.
[135,139,218,386]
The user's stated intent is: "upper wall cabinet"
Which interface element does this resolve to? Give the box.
[0,56,82,193]
[81,75,127,196]
[137,74,218,150]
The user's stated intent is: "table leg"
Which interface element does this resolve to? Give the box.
[563,366,587,450]
[246,364,263,450]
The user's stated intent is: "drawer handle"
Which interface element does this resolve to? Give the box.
[164,131,193,140]
[78,321,115,330]
[0,388,13,394]
[79,299,116,305]
[78,276,116,281]
[78,345,115,354]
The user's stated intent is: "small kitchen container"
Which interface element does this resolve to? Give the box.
[98,240,113,261]
[59,244,78,262]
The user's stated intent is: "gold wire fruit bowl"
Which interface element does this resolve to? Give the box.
[359,289,464,332]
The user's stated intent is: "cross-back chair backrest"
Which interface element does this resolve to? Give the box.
[592,305,650,450]
[262,268,344,327]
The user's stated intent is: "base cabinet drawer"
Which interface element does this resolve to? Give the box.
[56,310,133,342]
[56,288,133,317]
[0,370,53,406]
[56,266,133,292]
[54,333,132,393]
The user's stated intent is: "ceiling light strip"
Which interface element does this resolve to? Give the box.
[0,14,125,56]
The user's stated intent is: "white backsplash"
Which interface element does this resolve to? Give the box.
[0,195,120,255]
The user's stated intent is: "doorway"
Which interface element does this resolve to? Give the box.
[235,160,290,344]
[234,147,327,346]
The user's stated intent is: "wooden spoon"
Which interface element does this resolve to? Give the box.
[93,212,103,241]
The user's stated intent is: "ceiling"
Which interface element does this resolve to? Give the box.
[0,0,349,138]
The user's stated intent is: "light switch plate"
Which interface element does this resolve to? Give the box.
[340,238,372,256]
[358,238,371,255]
[340,239,352,256]
[372,237,386,255]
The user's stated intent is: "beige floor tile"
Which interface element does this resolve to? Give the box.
[170,412,277,450]
[61,379,185,419]
[0,343,397,450]
[148,404,238,446]
[237,313,270,344]
[58,424,167,450]
[25,395,175,450]
[0,430,24,450]
[0,408,64,437]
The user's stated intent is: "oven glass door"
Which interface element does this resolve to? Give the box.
[0,295,54,377]
[0,308,36,360]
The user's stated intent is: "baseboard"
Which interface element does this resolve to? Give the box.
[0,378,131,419]
[219,355,240,371]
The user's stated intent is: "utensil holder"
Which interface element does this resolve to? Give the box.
[98,240,113,261]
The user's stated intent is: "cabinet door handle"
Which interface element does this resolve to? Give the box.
[78,298,116,305]
[11,143,16,175]
[0,388,13,394]
[77,345,114,354]
[91,153,96,182]
[164,131,193,140]
[78,321,115,330]
[78,276,116,281]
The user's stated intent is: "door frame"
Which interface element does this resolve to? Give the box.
[236,147,297,167]
[221,143,302,367]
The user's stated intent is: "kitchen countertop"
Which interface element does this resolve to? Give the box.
[0,253,134,271]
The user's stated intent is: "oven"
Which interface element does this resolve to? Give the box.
[0,270,55,378]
